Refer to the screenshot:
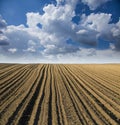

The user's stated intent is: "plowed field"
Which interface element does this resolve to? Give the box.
[0,64,120,125]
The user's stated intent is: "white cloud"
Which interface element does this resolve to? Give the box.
[24,47,36,52]
[28,40,36,46]
[111,20,120,50]
[81,13,120,50]
[56,0,65,5]
[110,43,115,50]
[25,2,98,54]
[0,1,120,63]
[0,34,9,45]
[0,15,7,29]
[8,48,17,53]
[76,29,88,34]
[54,48,120,63]
[0,16,9,46]
[81,13,112,33]
[1,24,43,57]
[25,2,80,55]
[82,0,111,10]
[75,28,97,45]
[26,13,42,28]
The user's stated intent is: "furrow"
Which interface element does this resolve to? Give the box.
[28,64,48,125]
[59,65,101,125]
[72,65,120,107]
[64,65,120,125]
[56,65,81,125]
[0,65,37,113]
[0,65,35,104]
[2,65,44,125]
[0,65,33,94]
[54,65,68,125]
[0,64,26,81]
[15,65,45,125]
[37,65,51,125]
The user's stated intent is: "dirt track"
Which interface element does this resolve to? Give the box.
[0,64,120,125]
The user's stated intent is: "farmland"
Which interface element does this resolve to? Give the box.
[0,64,120,125]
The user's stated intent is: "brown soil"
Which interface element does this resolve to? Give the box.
[0,64,120,125]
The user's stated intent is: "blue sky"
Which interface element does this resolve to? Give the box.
[0,0,120,63]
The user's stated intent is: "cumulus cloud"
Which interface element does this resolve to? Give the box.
[26,13,42,28]
[0,24,43,58]
[0,1,103,59]
[81,13,120,50]
[0,16,9,46]
[81,13,112,32]
[81,0,111,10]
[0,15,7,29]
[56,0,65,5]
[75,28,97,46]
[0,34,9,45]
[55,47,120,63]
[111,20,120,50]
[8,48,17,53]
[25,1,99,54]
[26,2,81,55]
[0,0,120,63]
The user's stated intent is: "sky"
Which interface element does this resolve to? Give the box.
[0,0,120,63]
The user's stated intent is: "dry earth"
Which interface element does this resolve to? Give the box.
[0,64,120,125]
